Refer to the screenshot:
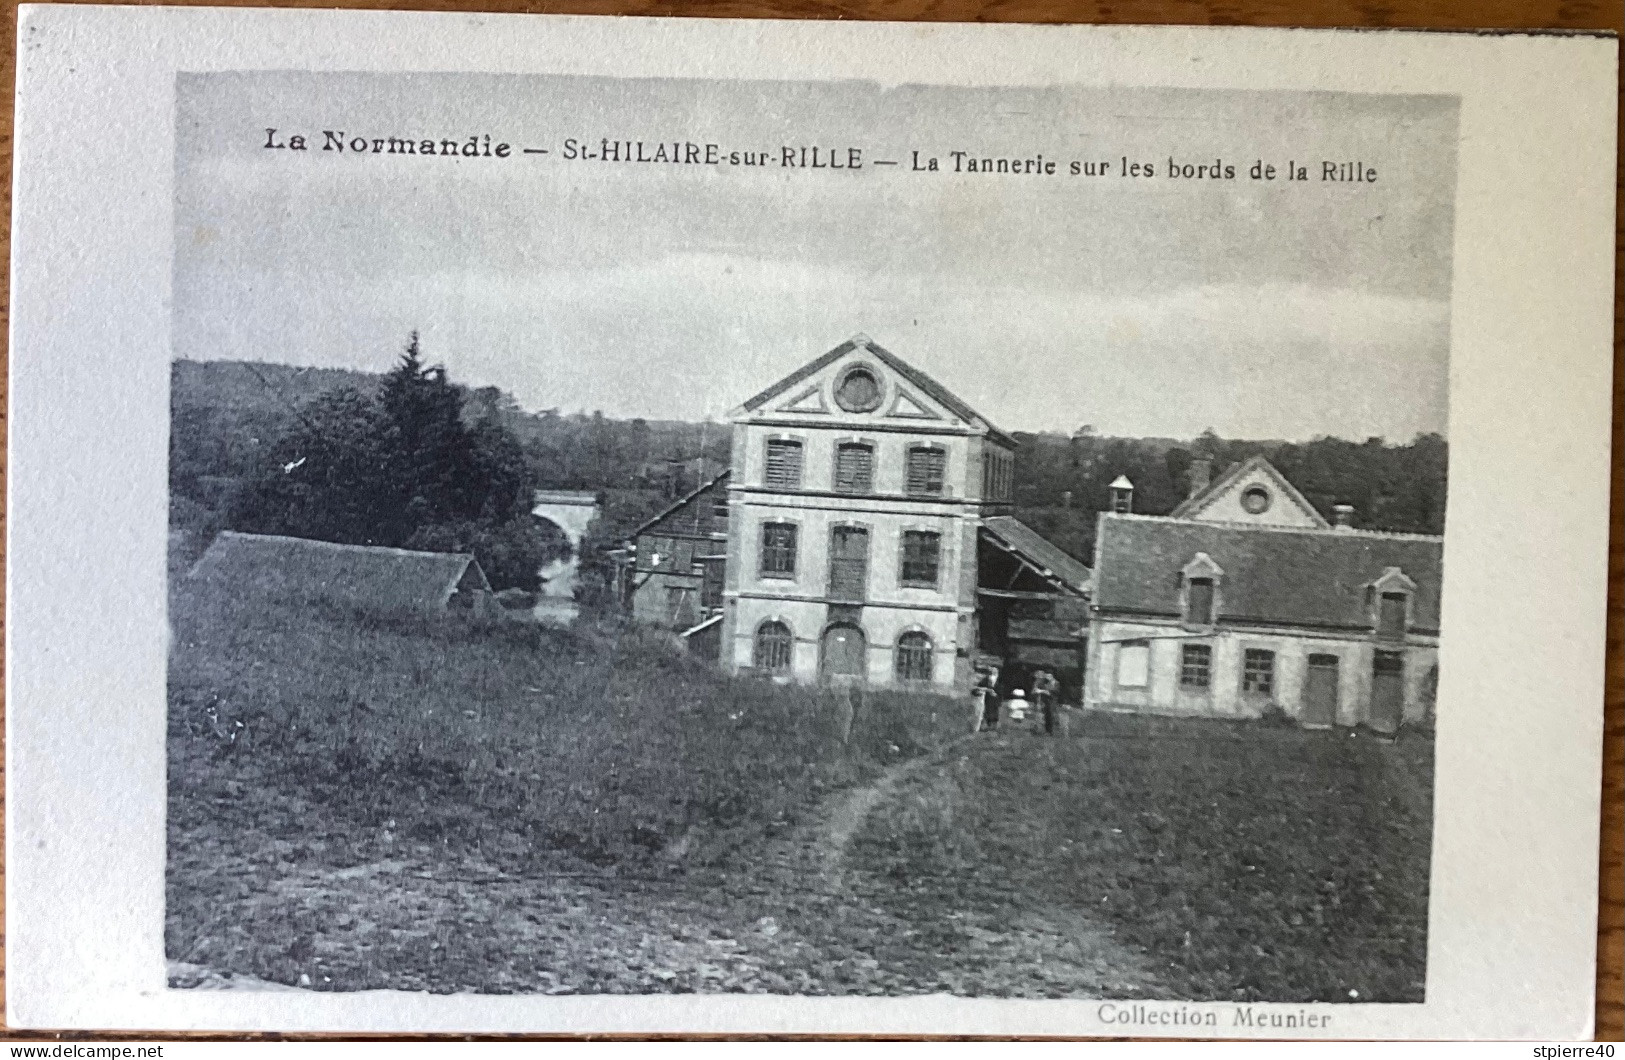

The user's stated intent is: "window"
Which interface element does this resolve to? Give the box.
[828,525,870,601]
[764,439,803,489]
[834,366,883,413]
[1241,485,1272,515]
[906,446,946,496]
[1185,577,1215,625]
[666,586,696,626]
[1116,640,1150,688]
[1180,644,1212,689]
[1242,649,1275,696]
[759,522,798,578]
[754,621,793,673]
[981,450,1012,501]
[834,442,875,494]
[895,631,934,682]
[1377,592,1408,640]
[899,530,941,588]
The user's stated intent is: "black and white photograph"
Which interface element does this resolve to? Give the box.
[6,6,1615,1038]
[163,72,1454,1006]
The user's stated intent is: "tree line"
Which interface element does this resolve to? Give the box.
[170,339,1448,591]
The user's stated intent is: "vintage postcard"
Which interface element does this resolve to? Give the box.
[6,6,1616,1038]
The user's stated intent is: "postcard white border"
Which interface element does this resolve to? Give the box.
[8,5,1617,1037]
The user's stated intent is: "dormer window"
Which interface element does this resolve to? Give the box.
[1369,566,1417,642]
[1377,593,1407,640]
[1186,578,1215,625]
[1180,552,1224,628]
[1241,485,1272,515]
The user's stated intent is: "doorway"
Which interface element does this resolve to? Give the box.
[1303,653,1340,729]
[819,622,867,682]
[1370,650,1405,735]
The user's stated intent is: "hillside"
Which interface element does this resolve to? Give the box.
[170,359,1448,570]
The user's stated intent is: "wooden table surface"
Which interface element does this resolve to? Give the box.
[0,0,1616,1041]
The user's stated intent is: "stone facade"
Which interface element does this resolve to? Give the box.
[1085,456,1443,733]
[719,335,1018,691]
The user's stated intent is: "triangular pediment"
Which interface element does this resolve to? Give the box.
[729,334,1012,445]
[776,384,829,415]
[886,388,942,421]
[1172,456,1329,529]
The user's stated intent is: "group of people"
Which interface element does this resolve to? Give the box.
[972,665,1063,735]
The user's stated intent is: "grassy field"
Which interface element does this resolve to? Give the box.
[168,580,967,868]
[850,712,1433,1003]
[169,574,1432,998]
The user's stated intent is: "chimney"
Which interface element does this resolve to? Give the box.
[1109,475,1134,514]
[1333,504,1356,531]
[1188,455,1212,499]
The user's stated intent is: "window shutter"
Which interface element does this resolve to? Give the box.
[907,447,945,495]
[835,444,874,494]
[765,440,802,489]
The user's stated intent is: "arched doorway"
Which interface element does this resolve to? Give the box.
[819,623,867,682]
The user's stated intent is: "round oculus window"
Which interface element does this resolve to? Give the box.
[1240,485,1272,515]
[834,366,883,413]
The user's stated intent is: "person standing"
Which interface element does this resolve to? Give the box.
[1034,668,1061,735]
[973,666,1000,731]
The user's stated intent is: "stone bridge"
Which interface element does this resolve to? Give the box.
[531,490,599,622]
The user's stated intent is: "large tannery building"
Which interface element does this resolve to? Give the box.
[630,334,1090,694]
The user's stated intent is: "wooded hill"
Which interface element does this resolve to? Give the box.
[170,358,1448,570]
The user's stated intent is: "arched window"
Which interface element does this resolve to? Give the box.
[754,620,794,673]
[895,631,934,683]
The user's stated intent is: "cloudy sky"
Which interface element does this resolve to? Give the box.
[174,74,1457,440]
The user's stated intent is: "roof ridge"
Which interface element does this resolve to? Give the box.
[628,469,732,540]
[209,529,478,562]
[1101,513,1443,542]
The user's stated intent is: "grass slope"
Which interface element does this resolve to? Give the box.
[852,712,1433,1003]
[167,582,969,986]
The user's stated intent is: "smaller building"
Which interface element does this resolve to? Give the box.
[187,530,495,619]
[1085,456,1442,733]
[628,471,730,631]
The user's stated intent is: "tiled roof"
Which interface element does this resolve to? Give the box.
[1093,514,1443,633]
[982,516,1093,594]
[187,531,488,617]
[631,470,730,540]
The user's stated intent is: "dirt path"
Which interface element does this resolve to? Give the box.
[169,734,1156,997]
[804,735,975,881]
